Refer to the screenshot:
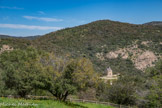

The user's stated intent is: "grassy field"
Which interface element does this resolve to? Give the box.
[0,97,114,108]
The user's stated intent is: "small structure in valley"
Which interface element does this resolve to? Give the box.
[100,67,119,85]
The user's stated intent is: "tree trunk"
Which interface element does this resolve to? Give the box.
[18,91,27,98]
[63,91,69,101]
[49,90,69,101]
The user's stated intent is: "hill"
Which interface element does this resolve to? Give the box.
[1,20,162,75]
[0,34,40,40]
[144,21,162,26]
[34,20,162,75]
[0,34,11,38]
[0,38,32,49]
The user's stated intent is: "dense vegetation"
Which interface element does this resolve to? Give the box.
[34,20,162,74]
[0,20,162,107]
[0,34,40,40]
[0,47,161,107]
[144,60,162,107]
[0,38,32,49]
[0,47,97,101]
[1,20,162,74]
[96,60,162,107]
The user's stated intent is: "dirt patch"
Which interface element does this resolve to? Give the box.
[106,44,142,60]
[160,42,162,45]
[141,41,152,47]
[106,43,159,71]
[134,51,157,70]
[96,52,105,60]
[106,51,118,59]
[0,45,13,54]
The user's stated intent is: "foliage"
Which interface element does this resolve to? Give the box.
[1,20,161,74]
[96,80,109,101]
[0,47,97,101]
[0,68,4,95]
[37,55,97,101]
[100,79,137,105]
[146,59,162,77]
[0,38,32,49]
[0,20,162,107]
[0,47,44,97]
[144,60,162,108]
[34,20,162,73]
[78,88,97,100]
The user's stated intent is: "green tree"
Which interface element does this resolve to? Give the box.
[0,68,4,96]
[99,76,138,105]
[145,60,162,107]
[107,82,137,105]
[38,55,96,101]
[0,47,44,97]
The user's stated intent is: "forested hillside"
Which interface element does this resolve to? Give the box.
[1,20,162,75]
[0,34,40,40]
[34,20,162,75]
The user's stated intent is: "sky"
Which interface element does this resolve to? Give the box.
[0,0,162,36]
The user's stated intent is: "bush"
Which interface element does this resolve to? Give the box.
[78,88,97,100]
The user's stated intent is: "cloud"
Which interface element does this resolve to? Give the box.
[38,11,45,15]
[0,24,62,30]
[0,6,24,10]
[23,16,63,22]
[2,16,9,20]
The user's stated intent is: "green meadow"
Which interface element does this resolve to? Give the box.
[0,98,114,108]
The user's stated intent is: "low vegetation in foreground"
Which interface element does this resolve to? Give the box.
[0,98,113,108]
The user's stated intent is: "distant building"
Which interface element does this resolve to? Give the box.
[100,67,119,85]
